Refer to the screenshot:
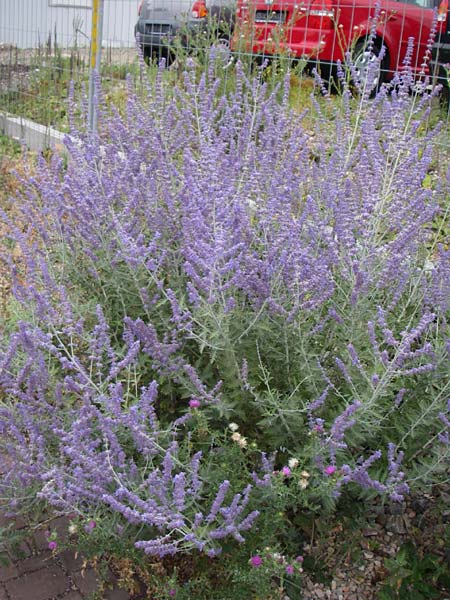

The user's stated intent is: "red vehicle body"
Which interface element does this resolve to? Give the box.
[232,0,449,82]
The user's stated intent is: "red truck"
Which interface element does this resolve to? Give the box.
[232,0,449,88]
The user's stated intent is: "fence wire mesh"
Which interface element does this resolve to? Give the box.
[0,0,449,137]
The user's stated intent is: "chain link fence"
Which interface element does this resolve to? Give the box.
[0,0,449,135]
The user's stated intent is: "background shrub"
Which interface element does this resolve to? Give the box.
[0,59,449,580]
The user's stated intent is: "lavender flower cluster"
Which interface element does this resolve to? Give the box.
[0,60,449,556]
[0,316,258,557]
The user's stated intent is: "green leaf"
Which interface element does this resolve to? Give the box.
[378,587,397,600]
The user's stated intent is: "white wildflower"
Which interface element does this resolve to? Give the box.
[68,523,78,535]
[288,458,299,469]
[424,258,435,272]
[231,432,248,448]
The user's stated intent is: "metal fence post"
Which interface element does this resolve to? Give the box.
[88,0,105,133]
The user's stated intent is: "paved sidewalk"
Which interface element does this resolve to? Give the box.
[0,513,131,600]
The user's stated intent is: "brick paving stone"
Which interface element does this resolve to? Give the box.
[0,560,19,582]
[51,516,71,538]
[5,566,69,600]
[33,518,69,552]
[104,588,130,600]
[13,517,26,530]
[72,568,99,597]
[33,529,50,552]
[0,514,26,530]
[59,549,85,572]
[8,541,33,561]
[0,513,11,528]
[15,551,53,575]
[0,510,132,600]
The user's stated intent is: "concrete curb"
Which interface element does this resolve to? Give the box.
[0,113,66,153]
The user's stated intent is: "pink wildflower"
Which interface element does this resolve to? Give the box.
[281,466,291,477]
[48,541,58,551]
[250,555,263,567]
[84,520,96,532]
[324,465,337,476]
[286,564,294,576]
[189,399,201,409]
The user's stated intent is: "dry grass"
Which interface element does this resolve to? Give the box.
[0,142,31,320]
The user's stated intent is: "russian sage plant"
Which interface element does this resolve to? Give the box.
[0,59,449,561]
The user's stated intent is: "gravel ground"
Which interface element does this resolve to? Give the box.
[299,487,450,600]
[0,152,20,317]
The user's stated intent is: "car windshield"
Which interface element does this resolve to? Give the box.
[400,0,440,7]
[140,0,192,19]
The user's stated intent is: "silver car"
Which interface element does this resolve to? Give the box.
[135,0,235,60]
